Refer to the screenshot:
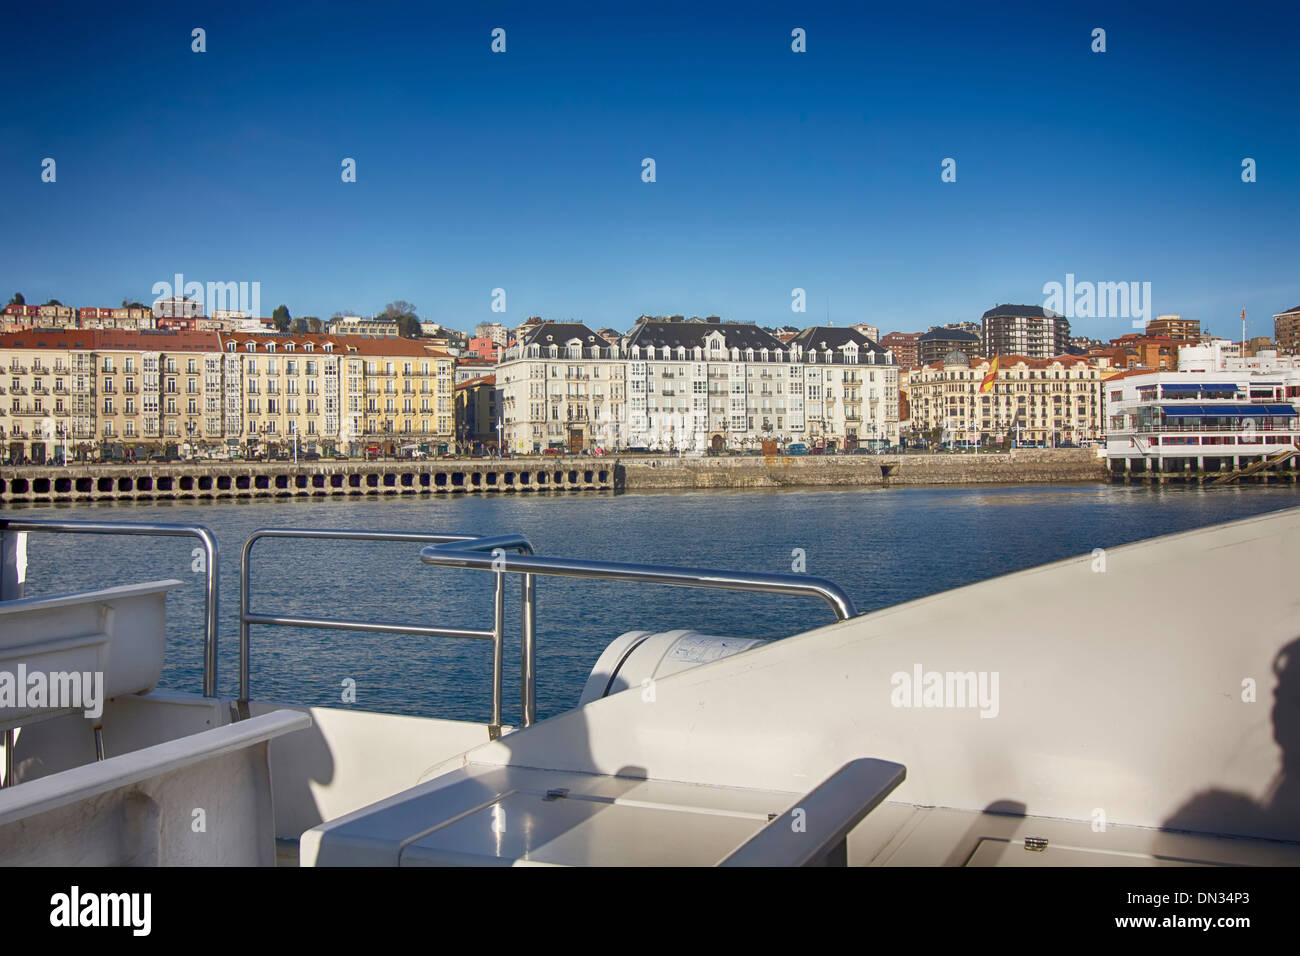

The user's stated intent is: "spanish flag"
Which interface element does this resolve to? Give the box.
[980,355,999,393]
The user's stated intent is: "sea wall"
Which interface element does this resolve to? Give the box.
[0,449,1109,504]
[620,448,1108,490]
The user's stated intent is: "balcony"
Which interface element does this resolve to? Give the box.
[1128,421,1296,434]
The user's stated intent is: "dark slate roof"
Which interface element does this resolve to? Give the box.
[919,326,980,343]
[519,322,611,348]
[788,326,887,354]
[624,320,783,352]
[1279,305,1300,315]
[981,304,1059,320]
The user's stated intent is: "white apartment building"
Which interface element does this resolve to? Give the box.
[496,318,899,453]
[497,323,626,453]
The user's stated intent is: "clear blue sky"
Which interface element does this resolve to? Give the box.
[1,0,1297,340]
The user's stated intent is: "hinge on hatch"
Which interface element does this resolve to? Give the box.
[1024,837,1049,851]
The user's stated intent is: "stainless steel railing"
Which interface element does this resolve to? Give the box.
[420,536,858,728]
[2,518,858,738]
[238,529,534,736]
[0,518,220,696]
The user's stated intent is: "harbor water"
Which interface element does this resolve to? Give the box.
[8,483,1299,723]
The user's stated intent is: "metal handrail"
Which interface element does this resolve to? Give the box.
[0,519,220,696]
[238,529,534,735]
[421,537,858,727]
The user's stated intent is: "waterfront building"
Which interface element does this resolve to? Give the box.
[95,330,225,451]
[785,326,899,449]
[624,316,792,453]
[497,322,624,453]
[495,317,901,454]
[0,330,454,462]
[1103,366,1300,475]
[918,326,982,367]
[907,352,1105,446]
[1,330,97,463]
[981,305,1071,360]
[1273,305,1300,355]
[455,374,500,451]
[229,333,454,456]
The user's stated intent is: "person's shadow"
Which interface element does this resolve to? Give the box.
[1162,636,1300,843]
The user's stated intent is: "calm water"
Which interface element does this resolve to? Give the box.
[8,483,1300,723]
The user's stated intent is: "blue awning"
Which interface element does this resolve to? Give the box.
[1162,404,1297,418]
[1161,383,1238,394]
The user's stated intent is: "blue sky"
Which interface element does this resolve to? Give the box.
[1,0,1296,339]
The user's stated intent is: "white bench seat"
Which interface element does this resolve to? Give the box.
[1,580,179,731]
[0,709,311,866]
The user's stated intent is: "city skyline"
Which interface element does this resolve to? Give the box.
[3,1,1298,340]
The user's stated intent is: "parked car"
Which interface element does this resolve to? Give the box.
[786,443,808,455]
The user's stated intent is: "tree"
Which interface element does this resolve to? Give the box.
[121,300,146,309]
[7,292,24,306]
[378,300,421,338]
[272,304,292,334]
[44,298,63,306]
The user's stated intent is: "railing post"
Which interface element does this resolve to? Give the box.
[520,572,535,727]
[0,529,26,602]
[491,570,505,738]
[239,533,255,704]
[199,528,220,698]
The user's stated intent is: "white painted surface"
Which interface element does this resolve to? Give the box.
[0,580,179,730]
[0,710,310,865]
[449,507,1300,844]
